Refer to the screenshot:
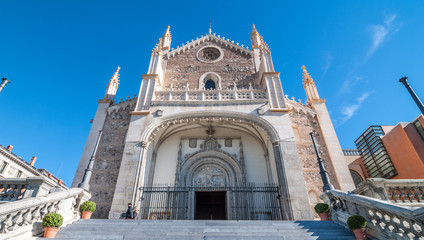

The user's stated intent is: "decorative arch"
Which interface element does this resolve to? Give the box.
[140,111,281,145]
[179,150,243,187]
[198,72,221,90]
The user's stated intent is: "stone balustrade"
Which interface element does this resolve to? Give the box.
[353,178,424,206]
[153,88,268,103]
[323,189,424,240]
[0,177,57,202]
[0,188,90,239]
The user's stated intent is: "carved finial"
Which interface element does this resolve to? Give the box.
[302,65,320,102]
[161,26,172,50]
[103,66,120,101]
[251,24,259,37]
[209,20,212,34]
[302,65,313,83]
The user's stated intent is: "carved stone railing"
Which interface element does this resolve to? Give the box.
[324,189,424,240]
[0,177,56,202]
[153,88,268,103]
[353,178,424,206]
[0,188,90,239]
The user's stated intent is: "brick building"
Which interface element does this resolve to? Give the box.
[72,25,355,220]
[354,115,424,180]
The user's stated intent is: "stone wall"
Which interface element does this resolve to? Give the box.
[164,40,256,89]
[89,99,135,218]
[289,108,340,218]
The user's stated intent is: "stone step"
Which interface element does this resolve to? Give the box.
[61,224,346,230]
[56,228,352,235]
[66,220,341,227]
[53,237,355,240]
[47,220,355,240]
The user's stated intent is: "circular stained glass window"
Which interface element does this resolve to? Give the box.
[197,46,223,63]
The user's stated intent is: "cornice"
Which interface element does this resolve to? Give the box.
[130,111,151,115]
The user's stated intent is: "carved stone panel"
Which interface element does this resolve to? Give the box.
[193,166,226,186]
[189,138,197,148]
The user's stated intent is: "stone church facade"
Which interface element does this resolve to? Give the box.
[72,25,355,220]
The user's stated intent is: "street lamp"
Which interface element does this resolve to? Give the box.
[0,78,11,94]
[78,130,103,191]
[309,132,334,191]
[399,77,424,114]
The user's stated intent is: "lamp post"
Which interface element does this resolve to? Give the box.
[399,77,424,115]
[78,130,103,191]
[0,78,10,94]
[309,132,334,191]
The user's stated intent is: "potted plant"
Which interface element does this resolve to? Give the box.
[42,213,63,238]
[80,201,96,219]
[347,215,367,240]
[314,203,330,221]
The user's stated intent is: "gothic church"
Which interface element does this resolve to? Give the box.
[72,25,355,220]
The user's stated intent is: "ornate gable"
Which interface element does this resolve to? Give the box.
[168,34,253,58]
[164,34,257,90]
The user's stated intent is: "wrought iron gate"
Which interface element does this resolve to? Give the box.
[139,184,283,220]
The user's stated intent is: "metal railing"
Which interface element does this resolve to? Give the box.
[139,184,283,220]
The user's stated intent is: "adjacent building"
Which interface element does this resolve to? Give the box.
[354,115,424,180]
[343,149,365,187]
[0,144,67,190]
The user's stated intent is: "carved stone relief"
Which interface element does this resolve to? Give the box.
[189,138,197,148]
[193,166,226,186]
[225,138,232,147]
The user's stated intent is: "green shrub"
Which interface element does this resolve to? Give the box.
[42,213,63,228]
[347,215,367,229]
[80,201,96,212]
[314,203,330,214]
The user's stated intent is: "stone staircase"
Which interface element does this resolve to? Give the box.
[49,220,356,240]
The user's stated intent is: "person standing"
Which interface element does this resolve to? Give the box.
[125,203,133,219]
[132,206,139,219]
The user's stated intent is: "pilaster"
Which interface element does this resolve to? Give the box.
[262,72,287,111]
[312,102,355,191]
[132,74,158,114]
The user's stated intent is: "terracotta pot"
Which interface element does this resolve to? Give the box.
[43,227,58,238]
[352,228,367,240]
[81,211,93,219]
[318,213,330,221]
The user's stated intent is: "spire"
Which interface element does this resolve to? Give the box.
[103,66,120,101]
[250,24,261,48]
[160,25,172,50]
[301,65,320,103]
[209,20,212,35]
[250,24,270,53]
[302,65,313,83]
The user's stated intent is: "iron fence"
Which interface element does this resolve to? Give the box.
[139,183,283,220]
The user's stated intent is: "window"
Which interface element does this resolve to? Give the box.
[349,169,364,188]
[355,125,397,179]
[414,120,424,141]
[204,79,216,90]
[0,162,7,174]
[16,170,23,178]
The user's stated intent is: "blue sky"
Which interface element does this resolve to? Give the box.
[1,1,423,186]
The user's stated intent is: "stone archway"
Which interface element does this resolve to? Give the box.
[179,150,243,187]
